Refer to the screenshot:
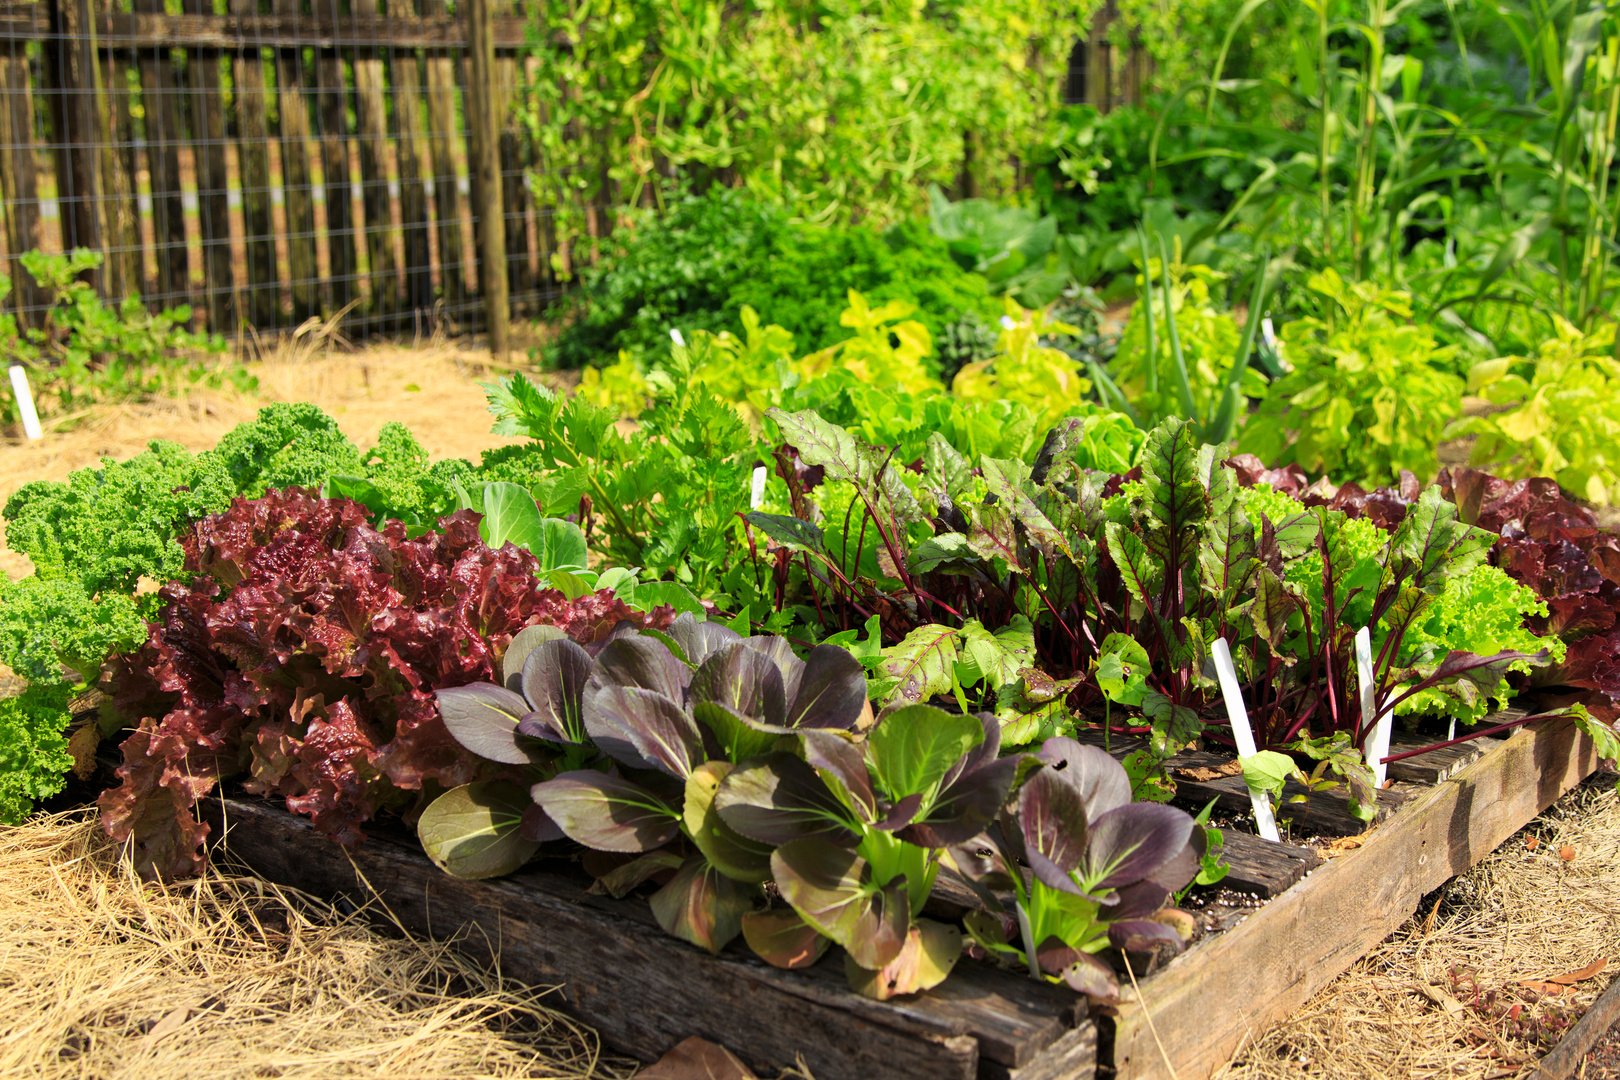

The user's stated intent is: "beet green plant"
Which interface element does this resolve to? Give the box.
[752,409,1560,813]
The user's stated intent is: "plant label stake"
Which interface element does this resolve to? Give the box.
[8,364,42,441]
[1260,316,1292,371]
[1211,638,1280,842]
[1355,627,1393,788]
[750,466,767,510]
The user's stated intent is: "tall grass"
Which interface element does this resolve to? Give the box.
[1160,0,1618,346]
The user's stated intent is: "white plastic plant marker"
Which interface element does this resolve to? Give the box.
[1211,637,1281,842]
[8,364,42,441]
[1354,626,1393,788]
[669,328,686,348]
[750,465,767,510]
[1260,315,1292,373]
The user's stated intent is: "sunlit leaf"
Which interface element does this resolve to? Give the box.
[417,782,539,879]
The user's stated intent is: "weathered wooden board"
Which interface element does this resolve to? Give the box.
[1107,718,1600,1080]
[1167,744,1415,836]
[203,797,1093,1080]
[199,712,1597,1080]
[1385,730,1495,784]
[1531,972,1620,1079]
[1214,829,1320,898]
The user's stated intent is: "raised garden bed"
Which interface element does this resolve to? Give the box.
[200,710,1601,1080]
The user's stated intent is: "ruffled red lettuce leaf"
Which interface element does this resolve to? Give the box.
[99,488,673,877]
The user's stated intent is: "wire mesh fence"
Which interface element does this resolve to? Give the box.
[0,0,563,339]
[0,1,1148,346]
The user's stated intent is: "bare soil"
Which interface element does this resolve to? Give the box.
[0,331,542,582]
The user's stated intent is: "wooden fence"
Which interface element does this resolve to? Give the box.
[0,0,556,340]
[0,1,1147,346]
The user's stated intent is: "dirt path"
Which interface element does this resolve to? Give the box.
[0,334,536,581]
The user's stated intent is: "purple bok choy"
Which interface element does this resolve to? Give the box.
[423,614,876,959]
[713,705,1022,998]
[960,738,1201,1003]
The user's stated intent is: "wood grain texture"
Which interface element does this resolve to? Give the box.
[0,52,44,317]
[132,0,189,304]
[312,0,356,313]
[203,797,1093,1080]
[1213,829,1320,898]
[1167,745,1412,837]
[91,0,142,299]
[183,0,235,331]
[1385,732,1492,785]
[231,0,281,329]
[351,44,401,318]
[987,1024,1097,1080]
[271,0,318,322]
[1109,719,1599,1080]
[0,8,539,50]
[490,25,534,303]
[384,0,433,318]
[464,0,507,355]
[422,21,467,311]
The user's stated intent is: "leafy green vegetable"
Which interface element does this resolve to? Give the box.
[963,740,1199,1003]
[1,249,234,427]
[546,190,998,370]
[0,686,76,825]
[1238,271,1464,485]
[1449,319,1620,506]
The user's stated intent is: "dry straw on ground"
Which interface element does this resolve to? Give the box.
[1221,774,1620,1079]
[0,810,637,1080]
[0,325,540,582]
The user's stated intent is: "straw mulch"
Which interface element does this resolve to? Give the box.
[0,811,637,1080]
[0,326,541,582]
[1222,773,1620,1079]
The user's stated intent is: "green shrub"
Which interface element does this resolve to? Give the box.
[1448,319,1620,506]
[546,190,998,369]
[2,249,238,427]
[1238,270,1465,485]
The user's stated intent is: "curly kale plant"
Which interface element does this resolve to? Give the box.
[0,405,469,823]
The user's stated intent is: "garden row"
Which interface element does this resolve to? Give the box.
[2,0,1617,1070]
[2,329,1616,1065]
